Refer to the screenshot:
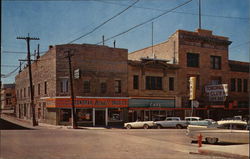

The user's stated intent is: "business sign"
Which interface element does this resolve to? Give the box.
[46,97,128,108]
[129,99,175,108]
[74,69,80,79]
[205,84,228,101]
[189,77,196,100]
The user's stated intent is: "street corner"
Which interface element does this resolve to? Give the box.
[197,144,249,159]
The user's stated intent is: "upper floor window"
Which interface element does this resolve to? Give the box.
[24,88,26,97]
[38,84,41,95]
[133,75,139,89]
[60,79,69,93]
[115,80,121,93]
[187,53,199,67]
[146,76,162,90]
[237,79,242,92]
[44,82,47,95]
[83,80,91,93]
[230,78,236,91]
[169,77,174,91]
[100,82,107,94]
[210,56,221,70]
[243,79,248,92]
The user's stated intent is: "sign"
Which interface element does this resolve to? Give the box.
[129,99,175,108]
[193,100,199,108]
[205,84,228,101]
[74,69,80,79]
[189,77,196,100]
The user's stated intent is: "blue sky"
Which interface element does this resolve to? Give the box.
[1,0,250,84]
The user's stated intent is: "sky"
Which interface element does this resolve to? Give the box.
[1,0,250,84]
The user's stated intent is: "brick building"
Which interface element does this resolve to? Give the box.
[129,29,249,120]
[15,44,129,126]
[1,84,16,110]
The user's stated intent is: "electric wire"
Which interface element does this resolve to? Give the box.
[68,0,140,44]
[95,0,193,45]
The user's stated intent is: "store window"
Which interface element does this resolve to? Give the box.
[108,108,123,121]
[146,76,162,90]
[187,53,199,67]
[115,80,121,93]
[60,109,71,122]
[133,75,139,89]
[60,79,69,93]
[76,109,92,121]
[83,80,90,93]
[210,56,221,69]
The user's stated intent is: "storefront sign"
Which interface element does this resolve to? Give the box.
[129,99,175,108]
[46,97,128,108]
[205,84,228,101]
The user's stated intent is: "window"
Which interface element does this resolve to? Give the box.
[169,77,174,91]
[17,90,19,98]
[24,88,26,97]
[33,85,35,96]
[187,53,199,67]
[100,82,107,94]
[133,75,139,89]
[83,81,90,93]
[210,56,221,69]
[38,84,40,95]
[211,76,221,85]
[230,78,236,91]
[77,109,92,121]
[60,79,68,93]
[237,79,242,92]
[146,76,162,90]
[60,109,71,122]
[243,79,248,92]
[20,89,22,98]
[44,82,47,95]
[115,80,121,93]
[108,108,123,121]
[28,87,30,97]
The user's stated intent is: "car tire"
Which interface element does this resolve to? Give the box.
[157,125,162,129]
[206,137,218,144]
[143,124,149,129]
[126,124,132,129]
[176,124,183,129]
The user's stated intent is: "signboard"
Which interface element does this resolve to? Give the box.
[189,77,196,100]
[129,99,175,108]
[205,84,228,101]
[74,69,80,79]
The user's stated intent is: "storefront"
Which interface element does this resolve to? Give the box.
[128,98,176,121]
[44,97,129,126]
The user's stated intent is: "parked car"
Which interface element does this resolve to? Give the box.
[185,117,211,126]
[124,120,156,129]
[186,120,249,144]
[155,117,188,129]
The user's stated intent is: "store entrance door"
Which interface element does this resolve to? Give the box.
[95,109,105,126]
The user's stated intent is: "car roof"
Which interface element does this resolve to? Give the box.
[217,120,247,125]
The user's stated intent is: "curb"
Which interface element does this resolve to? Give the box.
[198,148,249,159]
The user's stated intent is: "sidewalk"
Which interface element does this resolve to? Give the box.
[198,144,249,159]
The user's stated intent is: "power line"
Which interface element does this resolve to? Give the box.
[95,0,193,45]
[1,65,19,68]
[68,0,140,44]
[230,41,250,50]
[1,62,24,78]
[95,0,249,20]
[2,51,26,54]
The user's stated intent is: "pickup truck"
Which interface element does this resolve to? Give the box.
[154,117,188,129]
[185,117,211,126]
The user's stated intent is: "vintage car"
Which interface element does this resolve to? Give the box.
[155,117,188,129]
[185,117,212,126]
[186,120,249,144]
[124,121,156,129]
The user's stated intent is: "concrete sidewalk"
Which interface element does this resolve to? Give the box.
[198,144,249,159]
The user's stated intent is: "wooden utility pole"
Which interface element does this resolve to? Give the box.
[198,0,201,29]
[65,50,77,129]
[17,34,39,126]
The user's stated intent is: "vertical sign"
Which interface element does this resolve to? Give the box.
[189,77,196,100]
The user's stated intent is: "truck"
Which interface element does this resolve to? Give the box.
[154,117,188,129]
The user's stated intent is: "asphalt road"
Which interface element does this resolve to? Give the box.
[1,126,227,159]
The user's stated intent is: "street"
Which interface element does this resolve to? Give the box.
[1,126,227,159]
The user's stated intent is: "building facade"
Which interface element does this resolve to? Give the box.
[1,84,16,111]
[15,44,129,126]
[129,29,249,120]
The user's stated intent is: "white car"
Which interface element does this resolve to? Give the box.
[186,120,249,144]
[124,121,156,129]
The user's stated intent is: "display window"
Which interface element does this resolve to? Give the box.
[60,109,71,122]
[108,108,123,121]
[77,109,92,121]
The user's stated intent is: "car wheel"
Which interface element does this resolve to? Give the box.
[157,125,162,129]
[143,124,149,129]
[206,137,218,144]
[176,124,183,129]
[126,124,132,129]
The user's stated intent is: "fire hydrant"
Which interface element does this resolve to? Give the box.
[197,133,202,147]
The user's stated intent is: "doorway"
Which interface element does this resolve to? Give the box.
[95,110,105,126]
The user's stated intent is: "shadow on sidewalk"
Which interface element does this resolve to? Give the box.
[0,118,33,130]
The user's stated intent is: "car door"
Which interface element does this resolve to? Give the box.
[230,124,249,143]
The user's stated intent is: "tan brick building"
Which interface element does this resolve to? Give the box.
[15,44,129,126]
[129,29,249,120]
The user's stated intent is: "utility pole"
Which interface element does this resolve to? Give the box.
[198,0,201,29]
[65,50,77,129]
[17,34,39,126]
